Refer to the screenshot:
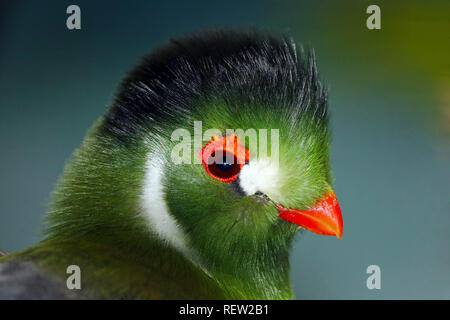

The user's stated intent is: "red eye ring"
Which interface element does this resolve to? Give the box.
[199,134,249,182]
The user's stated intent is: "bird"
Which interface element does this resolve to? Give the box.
[0,29,343,300]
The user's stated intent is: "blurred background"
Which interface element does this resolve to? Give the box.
[0,0,448,299]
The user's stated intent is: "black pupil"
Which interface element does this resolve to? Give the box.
[208,151,241,181]
[216,156,233,172]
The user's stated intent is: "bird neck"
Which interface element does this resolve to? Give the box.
[192,240,295,299]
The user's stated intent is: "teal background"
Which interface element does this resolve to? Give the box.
[1,0,449,299]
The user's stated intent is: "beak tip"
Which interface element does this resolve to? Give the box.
[277,190,343,239]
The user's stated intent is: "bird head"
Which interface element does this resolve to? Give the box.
[47,30,342,297]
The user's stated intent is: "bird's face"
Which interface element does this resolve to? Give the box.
[148,100,342,271]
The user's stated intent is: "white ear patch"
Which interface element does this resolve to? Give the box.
[141,153,191,256]
[239,158,282,199]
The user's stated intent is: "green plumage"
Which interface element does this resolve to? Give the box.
[0,29,333,299]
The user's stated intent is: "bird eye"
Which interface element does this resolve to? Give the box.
[200,134,249,183]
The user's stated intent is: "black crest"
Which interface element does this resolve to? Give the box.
[102,29,328,143]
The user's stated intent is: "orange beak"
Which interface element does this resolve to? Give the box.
[276,190,343,239]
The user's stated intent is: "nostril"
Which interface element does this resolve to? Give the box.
[253,191,271,203]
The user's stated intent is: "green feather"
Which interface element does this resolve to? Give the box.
[1,30,333,300]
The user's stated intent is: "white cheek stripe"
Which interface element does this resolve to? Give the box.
[141,153,191,256]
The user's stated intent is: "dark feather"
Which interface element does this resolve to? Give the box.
[102,29,328,144]
[0,260,81,300]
